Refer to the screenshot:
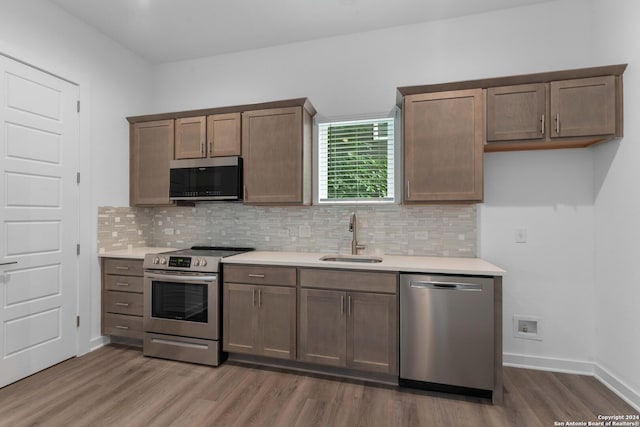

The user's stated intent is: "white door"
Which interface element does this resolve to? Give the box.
[0,55,79,388]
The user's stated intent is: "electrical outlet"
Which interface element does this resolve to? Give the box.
[515,228,527,243]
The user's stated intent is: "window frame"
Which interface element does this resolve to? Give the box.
[313,110,401,206]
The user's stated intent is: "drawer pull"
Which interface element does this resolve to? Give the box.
[115,302,130,307]
[115,266,129,270]
[116,282,130,287]
[248,274,265,278]
[115,325,129,330]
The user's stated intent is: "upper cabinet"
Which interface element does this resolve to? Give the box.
[175,113,241,159]
[127,98,314,206]
[130,120,174,206]
[207,112,241,157]
[487,83,547,142]
[485,68,624,152]
[175,116,206,159]
[549,76,617,138]
[400,64,626,155]
[242,103,314,205]
[403,89,484,203]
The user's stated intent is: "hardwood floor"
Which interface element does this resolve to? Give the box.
[0,345,636,427]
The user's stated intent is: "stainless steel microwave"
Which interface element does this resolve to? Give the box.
[169,157,243,201]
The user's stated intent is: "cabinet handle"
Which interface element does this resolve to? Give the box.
[348,295,352,317]
[341,295,345,315]
[252,288,256,307]
[244,185,247,201]
[258,289,262,307]
[116,282,130,287]
[208,139,213,157]
[248,274,265,278]
[115,325,129,330]
[115,266,129,270]
[555,113,560,135]
[406,181,411,199]
[540,114,545,134]
[115,302,130,307]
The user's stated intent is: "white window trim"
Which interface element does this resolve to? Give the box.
[313,109,402,206]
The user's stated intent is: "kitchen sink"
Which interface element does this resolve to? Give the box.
[319,255,383,263]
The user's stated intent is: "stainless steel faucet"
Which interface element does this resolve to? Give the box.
[349,212,365,255]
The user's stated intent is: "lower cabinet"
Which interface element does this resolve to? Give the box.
[222,264,398,377]
[223,282,296,360]
[298,269,398,375]
[299,286,398,375]
[101,258,145,339]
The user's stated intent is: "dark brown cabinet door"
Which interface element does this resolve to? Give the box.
[346,292,397,375]
[299,289,346,367]
[404,89,484,203]
[207,112,241,157]
[487,83,547,142]
[223,283,258,354]
[259,286,296,360]
[130,120,174,206]
[175,116,206,159]
[550,76,617,138]
[242,107,304,204]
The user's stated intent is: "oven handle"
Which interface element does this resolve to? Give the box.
[144,271,217,282]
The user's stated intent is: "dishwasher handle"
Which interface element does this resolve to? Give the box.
[409,280,483,291]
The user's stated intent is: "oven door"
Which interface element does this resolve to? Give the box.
[144,271,218,340]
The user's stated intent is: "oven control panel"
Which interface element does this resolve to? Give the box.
[168,256,191,268]
[146,255,211,271]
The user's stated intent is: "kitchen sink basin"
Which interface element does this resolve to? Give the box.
[319,255,383,263]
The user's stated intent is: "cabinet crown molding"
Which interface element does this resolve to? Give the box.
[396,64,627,105]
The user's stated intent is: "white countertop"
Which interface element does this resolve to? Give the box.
[223,251,505,276]
[98,247,177,260]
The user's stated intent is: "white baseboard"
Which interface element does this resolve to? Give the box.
[89,335,109,352]
[504,353,640,412]
[594,364,640,413]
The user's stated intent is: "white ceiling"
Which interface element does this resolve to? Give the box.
[50,0,557,64]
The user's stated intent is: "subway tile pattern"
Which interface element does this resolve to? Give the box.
[97,206,153,253]
[98,204,477,257]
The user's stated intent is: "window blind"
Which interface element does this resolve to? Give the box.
[318,117,395,203]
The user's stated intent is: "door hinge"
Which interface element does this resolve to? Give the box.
[77,244,80,255]
[77,100,80,113]
[76,172,80,184]
[76,315,80,327]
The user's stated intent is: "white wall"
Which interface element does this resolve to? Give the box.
[154,0,600,370]
[0,0,154,352]
[591,0,640,409]
[153,0,594,116]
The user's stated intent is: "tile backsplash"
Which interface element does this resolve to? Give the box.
[98,203,477,257]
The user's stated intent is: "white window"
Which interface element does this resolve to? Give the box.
[317,117,395,204]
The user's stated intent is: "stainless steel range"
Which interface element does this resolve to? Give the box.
[142,246,253,366]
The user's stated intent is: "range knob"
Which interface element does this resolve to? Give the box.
[153,256,160,264]
[193,259,200,267]
[200,258,207,267]
[159,257,167,265]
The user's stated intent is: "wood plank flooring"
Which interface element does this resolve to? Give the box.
[0,344,636,427]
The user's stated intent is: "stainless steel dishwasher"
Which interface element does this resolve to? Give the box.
[400,274,494,395]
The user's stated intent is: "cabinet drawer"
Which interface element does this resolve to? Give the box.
[104,275,144,293]
[299,269,397,294]
[103,258,143,276]
[103,313,143,339]
[104,291,143,316]
[224,265,296,287]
